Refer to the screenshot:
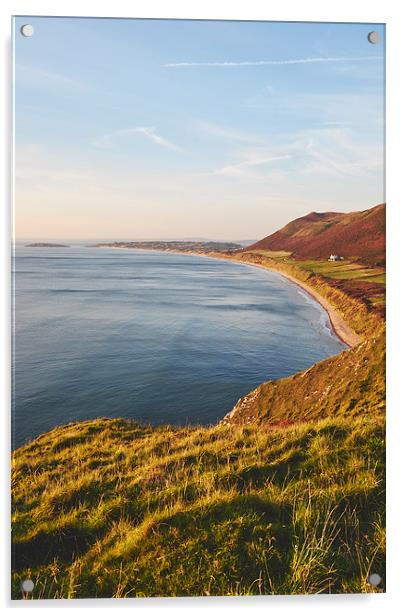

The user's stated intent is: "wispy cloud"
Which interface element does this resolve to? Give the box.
[299,127,382,177]
[210,124,382,182]
[165,56,382,68]
[214,155,292,178]
[94,127,181,151]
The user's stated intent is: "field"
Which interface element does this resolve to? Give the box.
[12,414,385,598]
[295,260,385,284]
[251,251,385,284]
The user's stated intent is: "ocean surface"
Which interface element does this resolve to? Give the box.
[12,245,346,448]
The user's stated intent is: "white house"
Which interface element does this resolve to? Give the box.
[328,254,344,262]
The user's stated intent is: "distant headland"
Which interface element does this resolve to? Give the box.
[25,242,70,248]
[92,240,242,253]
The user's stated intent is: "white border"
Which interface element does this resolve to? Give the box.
[2,1,402,614]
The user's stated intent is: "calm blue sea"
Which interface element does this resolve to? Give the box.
[12,245,346,448]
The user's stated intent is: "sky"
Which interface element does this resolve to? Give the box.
[14,17,385,240]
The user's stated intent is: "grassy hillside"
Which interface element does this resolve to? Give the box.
[247,203,385,266]
[12,414,385,598]
[222,330,384,427]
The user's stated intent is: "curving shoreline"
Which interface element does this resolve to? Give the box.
[265,268,361,348]
[95,245,362,348]
[180,250,362,349]
[237,261,361,348]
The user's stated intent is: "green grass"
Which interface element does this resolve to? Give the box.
[249,252,385,285]
[251,250,293,259]
[12,414,385,598]
[295,260,385,284]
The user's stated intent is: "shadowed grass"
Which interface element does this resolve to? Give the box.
[12,413,385,598]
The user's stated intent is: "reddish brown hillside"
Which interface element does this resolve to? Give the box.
[247,203,385,265]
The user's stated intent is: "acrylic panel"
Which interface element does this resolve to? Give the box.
[12,16,385,599]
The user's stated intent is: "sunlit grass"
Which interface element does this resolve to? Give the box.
[12,413,385,598]
[295,260,385,284]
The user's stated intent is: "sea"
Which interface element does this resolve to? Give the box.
[12,245,347,448]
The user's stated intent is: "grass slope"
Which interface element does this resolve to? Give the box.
[223,332,384,427]
[12,414,384,598]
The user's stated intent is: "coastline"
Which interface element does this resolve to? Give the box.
[233,260,361,348]
[178,249,362,349]
[94,245,362,348]
[263,267,361,348]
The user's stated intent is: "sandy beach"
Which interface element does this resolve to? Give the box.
[193,251,362,349]
[253,265,361,348]
[95,245,361,349]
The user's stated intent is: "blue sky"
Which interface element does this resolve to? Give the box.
[14,17,385,240]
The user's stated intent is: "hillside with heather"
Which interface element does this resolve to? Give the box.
[246,204,385,266]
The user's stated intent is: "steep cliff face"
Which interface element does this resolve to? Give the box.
[221,331,385,427]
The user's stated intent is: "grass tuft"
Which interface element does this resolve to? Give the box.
[12,413,385,598]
